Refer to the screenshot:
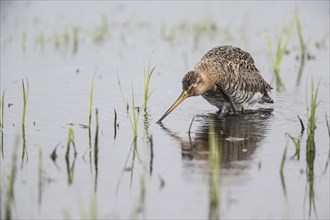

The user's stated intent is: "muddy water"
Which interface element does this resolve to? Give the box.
[1,1,329,219]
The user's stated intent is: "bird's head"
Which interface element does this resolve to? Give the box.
[157,71,209,123]
[182,70,209,96]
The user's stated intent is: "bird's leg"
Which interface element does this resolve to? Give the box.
[228,99,237,114]
[217,85,237,114]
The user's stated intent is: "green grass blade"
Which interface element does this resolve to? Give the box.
[143,53,156,112]
[88,71,97,128]
[307,81,319,152]
[117,73,129,112]
[143,64,156,111]
[295,13,306,86]
[21,78,29,126]
[287,133,301,160]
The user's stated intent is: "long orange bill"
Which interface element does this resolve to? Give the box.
[157,90,189,123]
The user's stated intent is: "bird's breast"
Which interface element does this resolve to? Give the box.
[201,89,228,109]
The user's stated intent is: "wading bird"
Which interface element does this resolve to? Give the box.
[157,45,273,123]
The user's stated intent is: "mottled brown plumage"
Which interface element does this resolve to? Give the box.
[157,45,273,123]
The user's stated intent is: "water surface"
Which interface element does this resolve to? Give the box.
[1,1,329,219]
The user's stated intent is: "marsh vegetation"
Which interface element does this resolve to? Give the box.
[0,2,329,219]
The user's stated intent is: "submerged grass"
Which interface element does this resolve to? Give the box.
[208,121,220,220]
[66,127,77,159]
[324,114,330,173]
[65,127,77,185]
[306,143,317,218]
[38,145,45,205]
[149,135,154,176]
[5,134,20,220]
[94,108,99,192]
[287,133,301,160]
[113,108,119,139]
[305,81,319,218]
[131,175,147,219]
[78,194,98,220]
[265,18,295,91]
[279,145,288,198]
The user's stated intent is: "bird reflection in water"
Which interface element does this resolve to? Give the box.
[159,109,273,166]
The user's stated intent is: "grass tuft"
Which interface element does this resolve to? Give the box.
[304,81,319,217]
[117,55,155,141]
[117,77,142,141]
[306,81,319,152]
[265,18,295,91]
[143,57,156,112]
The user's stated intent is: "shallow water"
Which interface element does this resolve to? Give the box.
[1,1,329,219]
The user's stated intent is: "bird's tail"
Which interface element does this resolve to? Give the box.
[260,92,273,104]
